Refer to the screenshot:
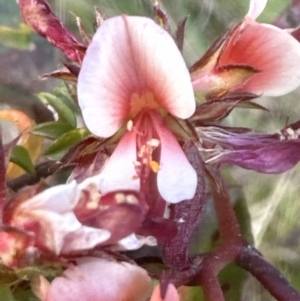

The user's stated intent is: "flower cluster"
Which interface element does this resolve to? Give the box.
[2,0,300,300]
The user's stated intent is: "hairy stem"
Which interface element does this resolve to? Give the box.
[236,245,300,301]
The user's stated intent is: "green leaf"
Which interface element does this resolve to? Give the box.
[10,145,35,174]
[54,85,81,115]
[45,128,90,160]
[32,121,74,140]
[38,92,77,128]
[0,23,35,50]
[237,101,268,111]
[0,283,16,301]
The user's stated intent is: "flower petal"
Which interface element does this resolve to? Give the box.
[116,233,157,251]
[153,117,197,203]
[11,182,110,254]
[78,15,195,138]
[218,140,300,173]
[100,129,140,194]
[150,283,180,301]
[45,257,152,301]
[218,21,300,96]
[200,125,300,173]
[246,0,268,20]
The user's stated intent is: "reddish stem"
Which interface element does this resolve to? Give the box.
[236,245,300,301]
[207,168,242,244]
[199,267,225,301]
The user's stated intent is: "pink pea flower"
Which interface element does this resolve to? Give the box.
[78,16,197,204]
[32,257,152,301]
[3,174,151,257]
[5,181,111,255]
[190,0,300,98]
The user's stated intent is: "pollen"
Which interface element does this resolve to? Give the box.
[150,160,160,173]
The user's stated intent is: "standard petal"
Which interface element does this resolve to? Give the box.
[153,117,197,203]
[246,0,268,20]
[78,15,195,138]
[45,257,152,301]
[100,129,140,194]
[218,21,300,96]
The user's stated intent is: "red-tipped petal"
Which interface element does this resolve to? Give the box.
[218,20,300,96]
[100,130,140,194]
[78,15,195,138]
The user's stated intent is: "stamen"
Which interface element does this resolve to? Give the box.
[150,160,160,173]
[147,138,160,147]
[127,119,133,131]
[125,194,138,204]
[115,193,126,203]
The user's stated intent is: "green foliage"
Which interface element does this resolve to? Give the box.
[45,128,90,160]
[32,121,74,140]
[10,145,35,174]
[32,88,89,161]
[37,92,77,128]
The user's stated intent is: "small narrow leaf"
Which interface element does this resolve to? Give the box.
[10,145,35,174]
[32,121,74,140]
[153,1,170,32]
[175,17,188,52]
[45,128,90,160]
[38,93,77,127]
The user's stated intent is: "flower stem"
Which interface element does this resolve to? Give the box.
[236,245,300,301]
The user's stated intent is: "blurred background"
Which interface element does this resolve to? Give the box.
[0,0,299,300]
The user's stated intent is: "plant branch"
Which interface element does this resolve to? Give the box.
[7,160,62,191]
[206,167,242,245]
[236,245,300,301]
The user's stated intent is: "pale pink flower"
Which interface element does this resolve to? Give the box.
[33,257,152,301]
[7,181,110,255]
[3,174,154,258]
[78,15,197,204]
[191,0,300,98]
